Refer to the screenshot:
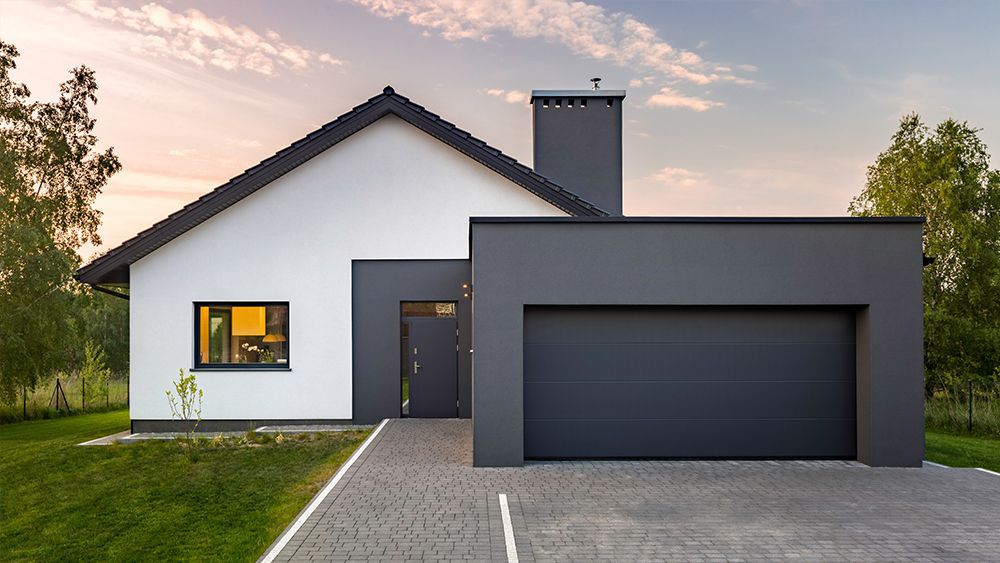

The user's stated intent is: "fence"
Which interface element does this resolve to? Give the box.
[926,384,1000,437]
[1,373,129,424]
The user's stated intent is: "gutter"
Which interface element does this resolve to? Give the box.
[90,284,129,301]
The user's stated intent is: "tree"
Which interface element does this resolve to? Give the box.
[79,340,112,408]
[73,289,129,376]
[0,40,121,404]
[849,113,1000,395]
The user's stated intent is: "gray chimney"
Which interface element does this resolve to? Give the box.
[530,88,626,215]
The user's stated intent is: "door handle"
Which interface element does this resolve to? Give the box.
[413,361,421,374]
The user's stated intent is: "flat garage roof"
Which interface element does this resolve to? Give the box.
[470,216,925,224]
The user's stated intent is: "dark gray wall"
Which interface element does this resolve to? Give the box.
[470,219,924,468]
[531,93,624,215]
[352,259,472,424]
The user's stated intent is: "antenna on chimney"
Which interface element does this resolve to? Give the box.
[590,77,602,90]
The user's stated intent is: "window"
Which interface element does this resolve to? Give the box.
[400,302,456,318]
[194,303,289,369]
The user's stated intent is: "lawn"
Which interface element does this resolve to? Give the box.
[925,430,1000,472]
[0,410,371,562]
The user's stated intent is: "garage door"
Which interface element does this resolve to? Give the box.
[523,306,856,459]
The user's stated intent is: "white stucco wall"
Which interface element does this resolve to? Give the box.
[130,115,565,421]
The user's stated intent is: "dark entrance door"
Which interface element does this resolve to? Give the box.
[408,317,458,418]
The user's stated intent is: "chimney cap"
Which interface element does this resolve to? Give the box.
[530,89,626,100]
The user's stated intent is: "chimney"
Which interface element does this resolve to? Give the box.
[530,85,625,215]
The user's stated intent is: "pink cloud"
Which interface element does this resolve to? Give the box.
[649,167,709,188]
[645,87,724,112]
[482,88,530,104]
[349,0,755,88]
[67,0,345,75]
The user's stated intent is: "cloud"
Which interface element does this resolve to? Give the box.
[630,155,868,217]
[166,148,239,167]
[649,167,709,188]
[348,0,754,87]
[67,0,345,75]
[645,87,724,112]
[628,76,656,88]
[482,88,530,104]
[226,137,263,148]
[108,169,220,194]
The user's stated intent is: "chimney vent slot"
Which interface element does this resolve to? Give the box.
[567,99,574,108]
[543,98,549,108]
[606,98,614,108]
[555,99,561,108]
[580,98,587,108]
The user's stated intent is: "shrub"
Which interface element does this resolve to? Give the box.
[165,369,203,443]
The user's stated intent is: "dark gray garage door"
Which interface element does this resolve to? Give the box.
[523,307,856,459]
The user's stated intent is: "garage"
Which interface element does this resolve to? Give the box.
[523,306,857,459]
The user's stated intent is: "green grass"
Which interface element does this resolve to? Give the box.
[925,430,1000,472]
[924,394,1000,471]
[0,410,371,562]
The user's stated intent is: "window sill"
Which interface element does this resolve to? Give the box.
[190,367,292,372]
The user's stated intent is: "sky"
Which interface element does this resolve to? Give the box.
[2,0,999,259]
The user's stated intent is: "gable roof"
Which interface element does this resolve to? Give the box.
[76,86,609,285]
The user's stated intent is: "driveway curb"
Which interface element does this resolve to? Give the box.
[258,419,390,563]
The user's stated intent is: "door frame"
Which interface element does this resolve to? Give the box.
[401,301,459,418]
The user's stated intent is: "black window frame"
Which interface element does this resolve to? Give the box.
[192,301,291,371]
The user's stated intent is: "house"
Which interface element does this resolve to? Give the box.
[76,85,925,467]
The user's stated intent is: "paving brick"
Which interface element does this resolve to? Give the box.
[272,419,1000,562]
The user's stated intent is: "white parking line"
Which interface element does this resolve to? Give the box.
[259,418,389,563]
[923,460,949,468]
[976,467,1000,477]
[498,493,519,563]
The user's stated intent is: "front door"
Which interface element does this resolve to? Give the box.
[408,317,458,417]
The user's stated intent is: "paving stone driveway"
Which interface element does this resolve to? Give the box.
[271,419,1000,562]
